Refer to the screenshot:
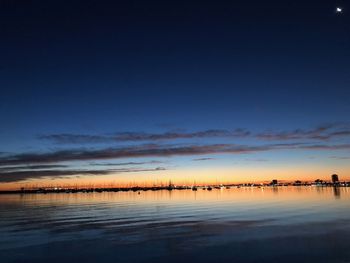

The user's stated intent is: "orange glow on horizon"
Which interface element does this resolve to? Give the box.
[1,167,349,190]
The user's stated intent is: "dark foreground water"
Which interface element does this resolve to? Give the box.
[1,186,350,263]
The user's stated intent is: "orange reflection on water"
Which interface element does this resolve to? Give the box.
[1,186,349,207]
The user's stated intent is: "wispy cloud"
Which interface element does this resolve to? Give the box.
[4,123,350,183]
[256,124,350,141]
[39,134,112,144]
[1,140,350,182]
[38,129,251,144]
[330,156,350,160]
[114,129,251,141]
[0,144,269,166]
[192,157,216,161]
[89,160,163,166]
[0,164,68,172]
[38,124,350,145]
[0,167,167,183]
[244,158,269,162]
[1,142,349,167]
[300,144,350,150]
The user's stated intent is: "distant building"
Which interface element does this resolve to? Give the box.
[271,179,278,185]
[315,179,323,185]
[167,180,174,190]
[331,174,339,184]
[294,180,302,186]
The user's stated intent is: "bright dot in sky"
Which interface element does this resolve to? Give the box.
[336,7,342,13]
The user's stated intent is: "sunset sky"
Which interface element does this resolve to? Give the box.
[1,0,350,189]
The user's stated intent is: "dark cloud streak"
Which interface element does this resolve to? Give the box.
[1,141,350,182]
[2,142,348,167]
[300,144,350,150]
[90,161,163,166]
[0,167,167,183]
[38,124,350,145]
[0,144,276,166]
[256,124,350,141]
[0,164,68,172]
[39,129,251,144]
[192,157,215,161]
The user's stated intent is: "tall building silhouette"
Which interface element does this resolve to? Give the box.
[271,179,278,186]
[331,174,339,184]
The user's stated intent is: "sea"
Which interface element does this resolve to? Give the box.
[1,186,350,263]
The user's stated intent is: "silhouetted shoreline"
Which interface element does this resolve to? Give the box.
[0,181,349,195]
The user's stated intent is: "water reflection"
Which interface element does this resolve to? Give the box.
[272,185,279,194]
[1,186,350,263]
[333,186,341,199]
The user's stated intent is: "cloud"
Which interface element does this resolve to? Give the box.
[89,160,163,166]
[114,129,251,141]
[244,158,269,162]
[0,167,167,183]
[256,124,350,141]
[38,129,251,144]
[192,157,216,161]
[325,130,350,139]
[1,141,350,182]
[38,124,350,146]
[300,144,350,150]
[0,144,277,166]
[1,140,350,168]
[38,134,112,144]
[330,156,350,160]
[0,169,112,183]
[0,164,68,172]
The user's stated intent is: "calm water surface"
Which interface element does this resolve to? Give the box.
[1,186,350,263]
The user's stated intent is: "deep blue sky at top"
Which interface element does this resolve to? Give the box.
[0,0,349,152]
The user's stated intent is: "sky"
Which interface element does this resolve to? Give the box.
[0,0,350,189]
